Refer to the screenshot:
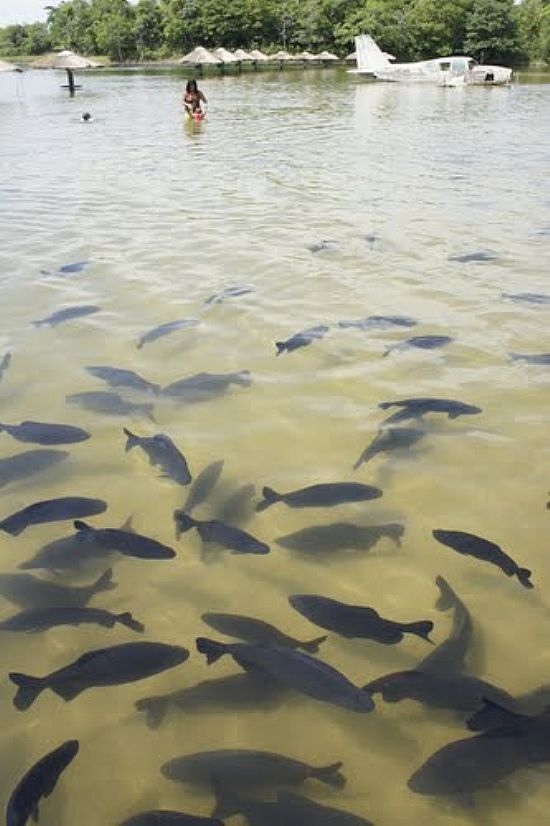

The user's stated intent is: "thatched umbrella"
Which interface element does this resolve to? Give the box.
[270,49,297,70]
[0,58,21,72]
[346,51,357,62]
[213,47,238,63]
[296,51,316,65]
[234,49,254,62]
[179,46,221,75]
[249,49,269,61]
[315,50,339,63]
[32,50,99,95]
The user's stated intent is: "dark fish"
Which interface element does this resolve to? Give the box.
[123,428,191,486]
[379,398,482,425]
[217,484,256,525]
[175,512,269,555]
[363,669,514,713]
[448,251,498,263]
[0,496,107,536]
[0,449,68,489]
[256,482,382,512]
[433,529,533,589]
[86,365,160,395]
[289,595,433,645]
[18,516,133,572]
[276,522,404,555]
[67,391,155,421]
[419,576,473,675]
[383,335,453,357]
[119,812,223,826]
[0,420,90,445]
[353,427,425,469]
[245,790,374,826]
[137,319,199,350]
[502,292,550,306]
[161,749,346,818]
[205,286,253,305]
[0,351,11,382]
[275,325,329,355]
[510,352,550,365]
[58,260,90,273]
[9,641,189,710]
[196,638,374,713]
[201,612,327,653]
[466,697,529,732]
[73,520,176,560]
[408,713,550,798]
[136,672,284,729]
[6,740,79,826]
[33,305,100,327]
[338,316,417,331]
[162,371,252,403]
[182,461,224,513]
[0,568,116,610]
[0,606,144,633]
[408,733,526,798]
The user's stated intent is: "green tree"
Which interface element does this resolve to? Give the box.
[134,0,164,57]
[464,0,523,63]
[409,0,475,59]
[47,0,95,52]
[89,0,137,60]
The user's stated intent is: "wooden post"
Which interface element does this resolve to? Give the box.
[66,68,75,96]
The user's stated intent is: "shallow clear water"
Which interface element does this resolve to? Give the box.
[0,66,549,825]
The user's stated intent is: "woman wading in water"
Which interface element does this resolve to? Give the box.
[182,79,207,119]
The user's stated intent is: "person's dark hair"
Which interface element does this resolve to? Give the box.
[186,80,198,93]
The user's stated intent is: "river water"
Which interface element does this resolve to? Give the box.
[0,66,549,825]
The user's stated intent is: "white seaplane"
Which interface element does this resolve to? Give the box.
[351,34,512,86]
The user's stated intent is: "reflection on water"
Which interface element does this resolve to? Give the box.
[0,66,549,825]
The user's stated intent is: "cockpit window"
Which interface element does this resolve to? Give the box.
[451,59,468,73]
[439,61,451,71]
[468,59,477,70]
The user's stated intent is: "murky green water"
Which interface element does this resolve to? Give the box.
[0,66,549,825]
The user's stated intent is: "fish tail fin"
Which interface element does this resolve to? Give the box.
[406,620,434,643]
[123,427,139,451]
[174,510,196,539]
[313,761,346,790]
[196,637,228,665]
[117,612,145,633]
[93,568,116,594]
[275,342,285,355]
[135,695,168,729]
[300,635,328,654]
[9,672,45,710]
[255,486,280,512]
[516,567,534,589]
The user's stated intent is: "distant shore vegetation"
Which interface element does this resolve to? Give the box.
[0,0,548,66]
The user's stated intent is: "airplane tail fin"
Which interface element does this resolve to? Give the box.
[355,34,391,74]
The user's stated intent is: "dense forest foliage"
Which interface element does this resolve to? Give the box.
[0,0,549,65]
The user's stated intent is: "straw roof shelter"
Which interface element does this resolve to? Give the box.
[234,49,254,61]
[271,50,295,61]
[31,50,99,95]
[0,59,20,72]
[179,46,221,65]
[346,51,357,61]
[249,49,269,61]
[315,50,339,61]
[213,47,238,63]
[296,51,316,61]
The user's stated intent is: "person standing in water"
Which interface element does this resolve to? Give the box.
[182,79,207,118]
